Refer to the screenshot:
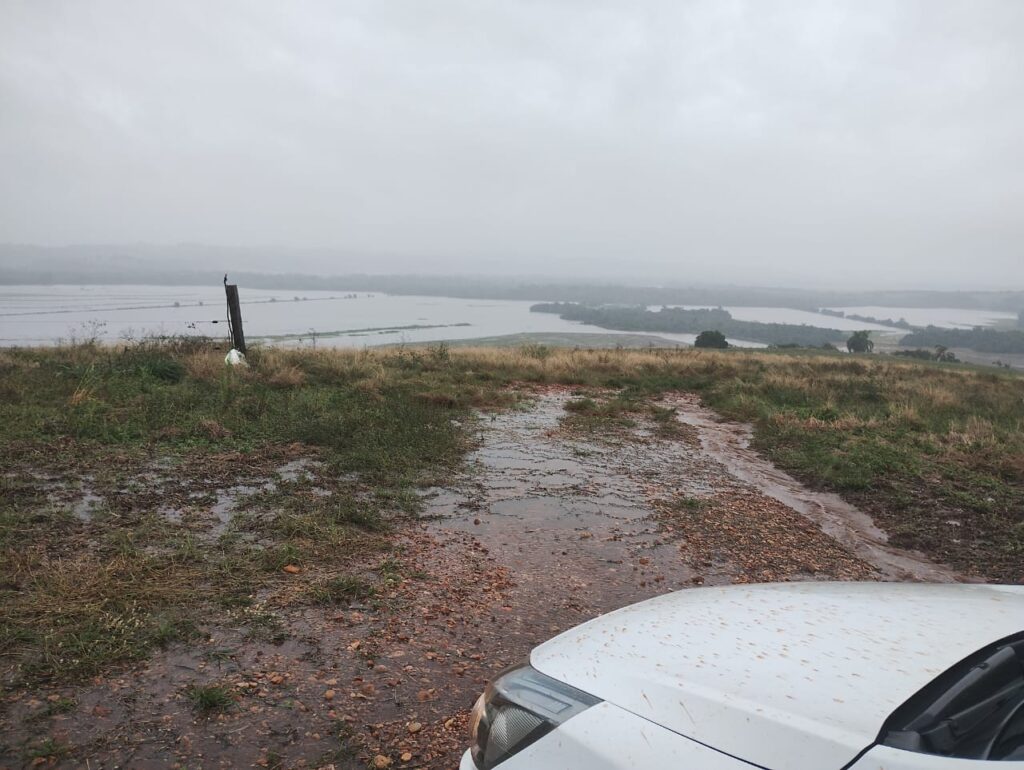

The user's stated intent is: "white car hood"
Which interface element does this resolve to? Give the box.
[530,582,1024,770]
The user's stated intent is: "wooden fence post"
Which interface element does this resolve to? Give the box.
[224,283,246,354]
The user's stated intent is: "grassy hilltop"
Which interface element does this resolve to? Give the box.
[1,341,1023,693]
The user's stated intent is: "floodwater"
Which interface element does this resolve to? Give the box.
[830,305,1018,329]
[5,284,1011,351]
[0,284,719,348]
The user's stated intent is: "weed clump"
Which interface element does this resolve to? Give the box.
[309,574,375,605]
[186,683,235,713]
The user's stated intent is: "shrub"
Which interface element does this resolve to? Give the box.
[694,330,728,349]
[846,330,874,353]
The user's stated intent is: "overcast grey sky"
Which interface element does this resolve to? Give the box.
[1,1,1021,288]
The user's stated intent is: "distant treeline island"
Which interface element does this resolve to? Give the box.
[531,303,845,347]
[531,303,1024,353]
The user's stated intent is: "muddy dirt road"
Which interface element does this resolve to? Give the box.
[419,388,952,641]
[2,386,957,769]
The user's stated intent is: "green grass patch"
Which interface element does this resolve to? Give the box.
[186,683,235,713]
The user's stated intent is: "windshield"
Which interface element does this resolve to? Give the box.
[881,634,1024,761]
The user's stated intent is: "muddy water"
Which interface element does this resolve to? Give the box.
[421,394,708,621]
[53,457,323,541]
[663,393,959,582]
[424,389,955,602]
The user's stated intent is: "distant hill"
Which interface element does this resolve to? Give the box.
[2,243,1022,312]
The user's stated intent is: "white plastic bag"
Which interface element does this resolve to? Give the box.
[224,349,248,367]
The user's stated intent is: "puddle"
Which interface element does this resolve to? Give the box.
[159,458,317,538]
[208,484,263,537]
[71,490,103,522]
[276,457,319,482]
[425,393,704,617]
[35,473,104,523]
[58,475,104,522]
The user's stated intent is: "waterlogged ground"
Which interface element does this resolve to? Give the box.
[1,386,957,769]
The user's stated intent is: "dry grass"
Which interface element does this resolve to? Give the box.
[125,344,865,388]
[141,346,1024,458]
[265,363,306,388]
[947,416,1000,449]
[183,349,228,382]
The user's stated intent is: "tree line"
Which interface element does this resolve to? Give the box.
[530,303,847,347]
[900,326,1024,355]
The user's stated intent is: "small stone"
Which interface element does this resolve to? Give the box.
[282,564,301,574]
[373,756,391,769]
[400,752,413,762]
[407,721,422,734]
[324,689,335,701]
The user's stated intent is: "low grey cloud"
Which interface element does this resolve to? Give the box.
[1,1,1021,288]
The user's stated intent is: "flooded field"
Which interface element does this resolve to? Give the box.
[0,285,715,348]
[830,305,1018,329]
[2,285,1013,349]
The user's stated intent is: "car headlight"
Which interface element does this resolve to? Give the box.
[469,662,601,769]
